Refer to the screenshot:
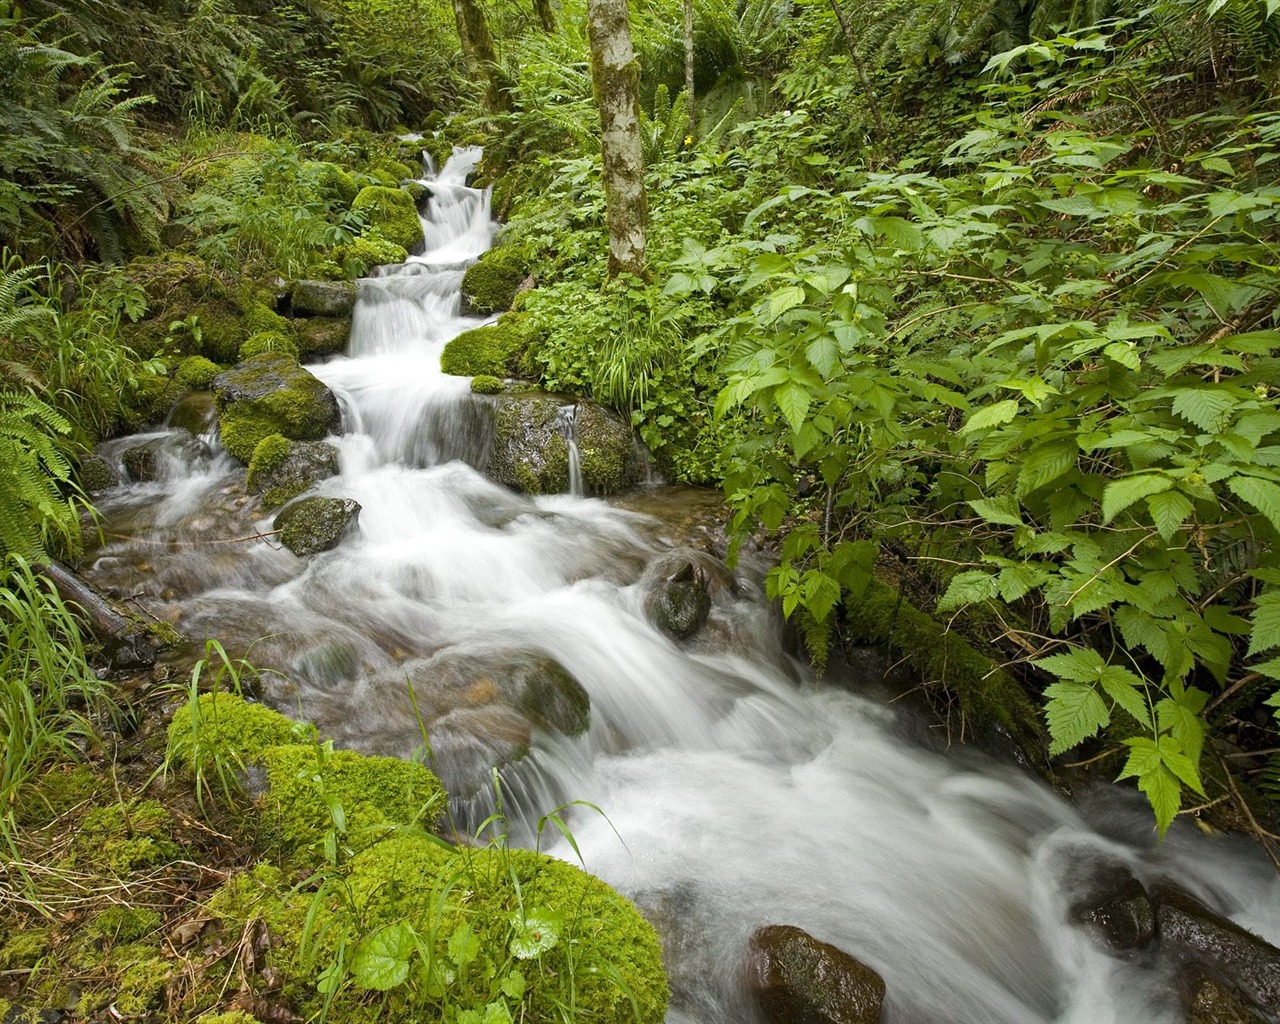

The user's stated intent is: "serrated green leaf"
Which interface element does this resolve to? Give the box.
[1017,439,1077,496]
[1045,680,1110,755]
[1103,341,1141,370]
[352,922,414,991]
[1170,388,1237,433]
[1158,734,1205,796]
[500,968,527,1000]
[1102,473,1173,523]
[1139,762,1182,836]
[1247,591,1280,655]
[1156,694,1206,766]
[1252,655,1280,680]
[775,382,811,432]
[1098,665,1151,728]
[805,335,839,378]
[1146,490,1193,540]
[1227,475,1280,535]
[766,285,807,321]
[1036,647,1107,683]
[969,495,1024,527]
[937,570,1000,612]
[448,922,480,968]
[961,399,1020,434]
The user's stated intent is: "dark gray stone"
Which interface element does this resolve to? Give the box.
[248,439,340,510]
[273,496,361,556]
[121,429,206,482]
[746,924,886,1024]
[291,279,358,318]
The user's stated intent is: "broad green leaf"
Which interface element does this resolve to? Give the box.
[775,382,811,432]
[1044,680,1110,755]
[352,922,415,991]
[806,335,840,378]
[1102,473,1172,523]
[1157,734,1205,796]
[766,286,807,321]
[1103,341,1141,371]
[937,570,1000,612]
[500,968,527,1000]
[1138,762,1182,836]
[802,569,842,621]
[1227,475,1280,536]
[1247,591,1280,655]
[1146,490,1193,541]
[1036,647,1107,683]
[510,910,563,960]
[968,495,1023,527]
[1252,655,1280,680]
[1156,693,1207,765]
[1170,388,1237,434]
[1017,440,1077,496]
[961,399,1020,434]
[448,922,481,968]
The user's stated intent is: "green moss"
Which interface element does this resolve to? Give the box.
[247,433,292,485]
[201,1012,265,1024]
[71,799,180,875]
[313,161,360,205]
[166,692,307,777]
[15,763,97,826]
[441,312,538,378]
[329,839,669,1024]
[470,374,504,394]
[175,355,220,390]
[0,928,52,970]
[350,186,422,253]
[336,229,409,277]
[239,330,299,360]
[844,578,1050,768]
[113,954,171,1015]
[366,157,417,186]
[294,314,352,357]
[242,300,293,338]
[256,744,444,854]
[86,906,162,944]
[213,353,341,462]
[461,246,531,315]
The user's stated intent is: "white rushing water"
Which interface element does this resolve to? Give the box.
[86,149,1280,1023]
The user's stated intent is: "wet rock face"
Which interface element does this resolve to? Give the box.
[212,353,342,463]
[645,559,712,641]
[290,279,357,318]
[1187,972,1269,1024]
[486,393,645,496]
[273,496,361,556]
[1068,861,1156,952]
[1153,884,1280,1018]
[745,925,886,1024]
[248,438,340,510]
[121,430,207,483]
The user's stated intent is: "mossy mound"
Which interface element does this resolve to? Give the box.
[333,227,409,278]
[461,246,532,315]
[212,353,342,462]
[577,402,643,494]
[254,745,444,853]
[350,186,422,253]
[70,799,181,876]
[314,161,360,205]
[174,355,220,391]
[239,330,299,360]
[470,374,503,394]
[321,838,670,1024]
[843,578,1050,771]
[166,691,308,777]
[294,314,352,357]
[441,312,539,378]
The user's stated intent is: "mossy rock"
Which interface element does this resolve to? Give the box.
[488,395,570,495]
[323,838,669,1024]
[76,453,118,494]
[239,330,299,361]
[470,374,503,394]
[577,402,644,494]
[166,691,308,778]
[333,228,409,278]
[313,161,360,205]
[843,578,1050,772]
[441,311,539,378]
[273,495,361,555]
[350,186,422,253]
[254,745,444,853]
[460,246,532,315]
[290,279,357,318]
[293,314,352,358]
[247,434,340,509]
[213,353,342,463]
[174,355,220,391]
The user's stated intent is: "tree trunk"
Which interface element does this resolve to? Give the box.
[827,0,885,139]
[534,0,556,32]
[41,560,161,670]
[587,0,648,279]
[684,0,696,143]
[451,0,508,111]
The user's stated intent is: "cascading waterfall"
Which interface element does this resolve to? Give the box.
[554,403,584,499]
[84,149,1280,1024]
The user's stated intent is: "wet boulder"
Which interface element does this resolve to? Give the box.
[487,393,644,496]
[77,453,118,494]
[290,279,357,318]
[247,435,340,510]
[645,559,712,641]
[1187,972,1269,1024]
[166,390,217,436]
[273,496,360,556]
[746,925,886,1024]
[293,315,352,359]
[213,353,342,463]
[121,429,207,483]
[1153,884,1280,1018]
[1068,860,1156,952]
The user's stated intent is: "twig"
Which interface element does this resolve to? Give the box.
[1212,741,1280,875]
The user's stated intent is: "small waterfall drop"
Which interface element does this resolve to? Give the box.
[554,403,584,498]
[82,148,1280,1024]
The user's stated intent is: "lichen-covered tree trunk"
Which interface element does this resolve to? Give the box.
[684,0,696,142]
[534,0,557,32]
[587,0,648,279]
[451,0,507,110]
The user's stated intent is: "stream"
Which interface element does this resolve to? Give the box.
[85,149,1280,1023]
